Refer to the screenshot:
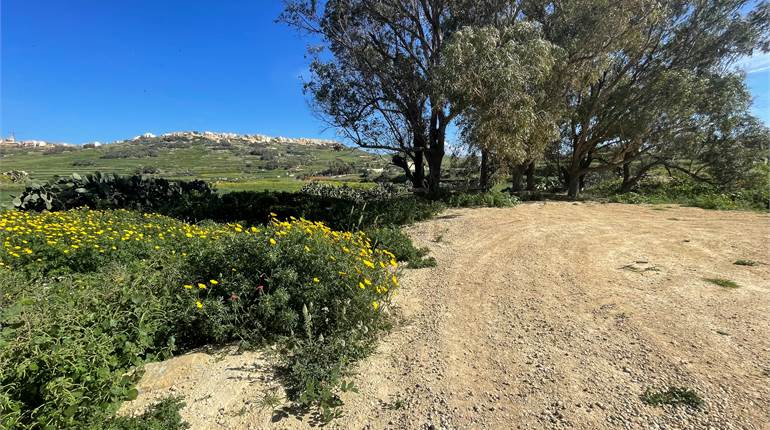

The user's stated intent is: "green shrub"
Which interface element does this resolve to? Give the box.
[106,397,189,430]
[300,181,406,202]
[12,172,214,213]
[0,209,400,428]
[441,190,520,208]
[14,173,447,231]
[207,190,444,230]
[588,175,768,211]
[0,266,181,429]
[366,227,435,268]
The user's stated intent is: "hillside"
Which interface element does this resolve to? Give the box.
[0,131,392,201]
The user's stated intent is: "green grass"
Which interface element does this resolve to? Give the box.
[734,259,759,266]
[641,387,704,409]
[703,278,741,288]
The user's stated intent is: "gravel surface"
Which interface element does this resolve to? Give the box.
[120,202,770,429]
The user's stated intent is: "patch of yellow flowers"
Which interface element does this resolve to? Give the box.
[0,209,240,265]
[1,209,399,311]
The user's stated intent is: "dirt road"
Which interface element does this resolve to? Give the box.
[122,202,770,429]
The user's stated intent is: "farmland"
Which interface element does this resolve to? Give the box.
[0,133,389,206]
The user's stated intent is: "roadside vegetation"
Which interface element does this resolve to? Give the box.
[0,209,401,427]
[0,177,517,427]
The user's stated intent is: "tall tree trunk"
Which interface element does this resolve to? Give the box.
[413,150,425,190]
[479,149,490,191]
[566,156,585,199]
[427,149,443,195]
[525,161,536,191]
[619,151,636,192]
[567,174,580,198]
[620,161,632,192]
[426,113,447,195]
[510,164,524,192]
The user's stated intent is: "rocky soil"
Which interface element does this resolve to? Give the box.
[121,202,770,429]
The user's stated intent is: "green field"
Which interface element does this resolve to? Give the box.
[0,134,392,206]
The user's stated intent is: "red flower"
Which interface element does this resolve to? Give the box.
[256,284,264,293]
[229,292,239,302]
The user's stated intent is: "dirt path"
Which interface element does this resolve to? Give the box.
[122,202,770,429]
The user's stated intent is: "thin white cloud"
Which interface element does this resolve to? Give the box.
[735,51,770,74]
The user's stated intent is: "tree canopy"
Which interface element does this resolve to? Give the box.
[283,0,770,198]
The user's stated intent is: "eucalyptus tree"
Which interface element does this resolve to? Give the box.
[281,0,514,193]
[438,22,561,192]
[523,0,770,198]
[617,72,769,191]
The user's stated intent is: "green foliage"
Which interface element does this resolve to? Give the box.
[734,259,759,266]
[1,170,29,183]
[0,266,180,429]
[300,181,406,203]
[319,159,357,176]
[439,23,559,165]
[14,174,444,232]
[203,190,444,230]
[703,278,740,288]
[12,172,213,212]
[366,227,435,268]
[100,146,159,159]
[0,209,399,428]
[106,397,189,430]
[588,175,769,211]
[441,190,520,208]
[641,387,704,409]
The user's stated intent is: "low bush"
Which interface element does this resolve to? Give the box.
[14,173,444,231]
[734,259,759,266]
[585,174,768,211]
[366,227,435,268]
[206,189,444,230]
[1,170,29,183]
[0,209,399,428]
[300,181,407,203]
[441,190,520,208]
[12,172,214,213]
[100,146,158,159]
[106,397,188,430]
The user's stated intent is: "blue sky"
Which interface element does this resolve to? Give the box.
[1,1,769,144]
